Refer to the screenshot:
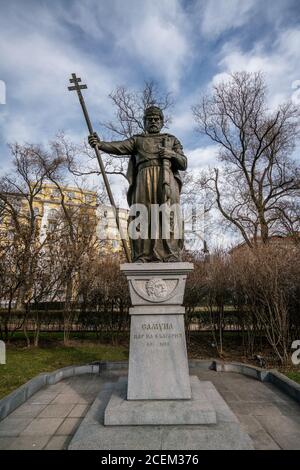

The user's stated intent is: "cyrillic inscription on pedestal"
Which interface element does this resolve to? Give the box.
[127,314,191,400]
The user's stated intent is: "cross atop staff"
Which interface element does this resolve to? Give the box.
[68,74,87,91]
[68,73,131,262]
[68,74,92,134]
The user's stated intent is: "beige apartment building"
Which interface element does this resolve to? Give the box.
[0,183,129,254]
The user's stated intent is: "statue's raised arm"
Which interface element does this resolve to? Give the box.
[88,132,136,156]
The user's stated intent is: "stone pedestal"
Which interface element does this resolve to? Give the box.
[120,262,193,400]
[69,376,254,450]
[104,376,216,425]
[69,264,254,449]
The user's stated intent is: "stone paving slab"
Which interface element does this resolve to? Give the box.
[39,403,75,418]
[12,403,47,418]
[56,417,82,435]
[5,435,51,450]
[21,417,64,436]
[229,402,284,416]
[27,390,60,405]
[255,414,300,449]
[51,393,95,405]
[247,429,281,450]
[0,437,16,450]
[44,435,71,450]
[68,404,89,418]
[268,432,300,450]
[235,414,280,450]
[0,417,33,437]
[0,369,299,450]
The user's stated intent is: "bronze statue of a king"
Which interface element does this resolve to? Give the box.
[88,106,187,263]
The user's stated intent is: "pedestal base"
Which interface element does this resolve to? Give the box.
[105,376,216,425]
[68,377,254,450]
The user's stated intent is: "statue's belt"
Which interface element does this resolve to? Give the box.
[138,159,169,171]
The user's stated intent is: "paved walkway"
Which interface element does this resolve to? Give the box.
[0,368,300,450]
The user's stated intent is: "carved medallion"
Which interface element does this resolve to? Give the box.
[145,278,168,300]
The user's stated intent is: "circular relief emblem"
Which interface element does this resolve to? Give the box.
[145,278,168,299]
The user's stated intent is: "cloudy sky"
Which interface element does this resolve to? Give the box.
[0,0,299,209]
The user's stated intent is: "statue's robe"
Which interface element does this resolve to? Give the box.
[99,133,187,262]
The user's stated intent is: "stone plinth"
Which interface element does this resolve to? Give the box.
[104,376,216,425]
[120,262,193,400]
[121,262,194,306]
[68,377,254,450]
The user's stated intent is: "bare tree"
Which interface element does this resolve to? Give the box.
[274,199,300,243]
[102,80,173,139]
[35,145,104,345]
[193,72,300,246]
[230,244,300,365]
[47,202,100,344]
[0,141,103,345]
[0,144,60,309]
[0,143,65,344]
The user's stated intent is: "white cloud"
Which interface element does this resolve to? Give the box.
[212,27,300,109]
[58,0,192,92]
[125,13,190,92]
[171,110,195,134]
[56,1,105,41]
[199,0,257,38]
[0,0,195,160]
[186,145,219,170]
[0,7,124,149]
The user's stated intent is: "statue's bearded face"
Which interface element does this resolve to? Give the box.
[145,114,163,134]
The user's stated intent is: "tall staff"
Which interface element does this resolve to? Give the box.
[68,73,131,262]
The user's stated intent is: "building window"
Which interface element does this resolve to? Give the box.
[68,191,75,200]
[47,222,57,233]
[49,208,58,219]
[52,188,61,198]
[85,194,94,204]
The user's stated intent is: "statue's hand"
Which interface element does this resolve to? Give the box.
[159,147,175,159]
[88,132,100,149]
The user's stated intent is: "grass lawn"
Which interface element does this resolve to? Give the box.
[284,370,300,385]
[1,331,299,400]
[0,338,128,399]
